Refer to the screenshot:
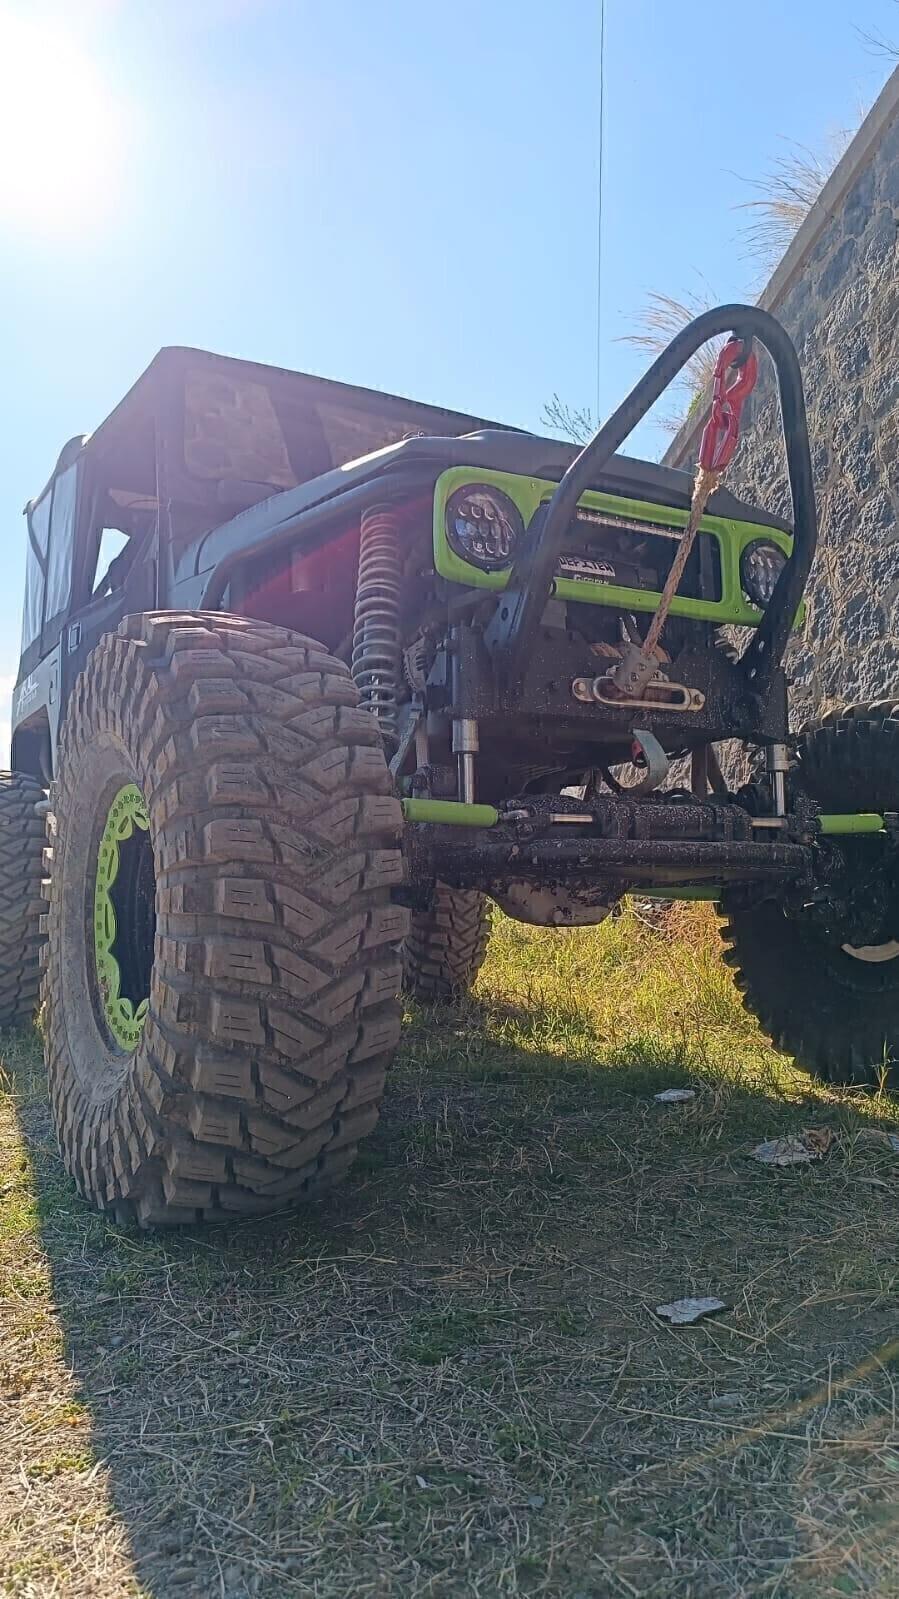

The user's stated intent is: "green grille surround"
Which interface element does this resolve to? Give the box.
[93,783,151,1052]
[433,465,797,628]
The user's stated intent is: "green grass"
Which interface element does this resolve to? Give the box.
[2,905,899,1597]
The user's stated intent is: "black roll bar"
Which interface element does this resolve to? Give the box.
[485,304,817,695]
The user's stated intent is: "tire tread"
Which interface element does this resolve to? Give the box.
[0,771,47,1026]
[403,884,490,1002]
[721,703,899,1087]
[45,611,407,1225]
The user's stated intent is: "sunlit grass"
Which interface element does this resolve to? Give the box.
[409,901,801,1086]
[3,909,899,1596]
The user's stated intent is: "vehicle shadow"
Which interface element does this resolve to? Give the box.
[4,1017,899,1599]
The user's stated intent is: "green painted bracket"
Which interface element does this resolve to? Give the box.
[402,798,499,827]
[817,813,885,835]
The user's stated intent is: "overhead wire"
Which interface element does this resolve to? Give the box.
[595,0,607,425]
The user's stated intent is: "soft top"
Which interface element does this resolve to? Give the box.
[62,344,508,502]
[36,344,791,537]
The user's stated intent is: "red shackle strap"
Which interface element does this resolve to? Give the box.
[698,338,759,473]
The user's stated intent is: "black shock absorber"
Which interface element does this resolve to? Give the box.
[351,503,402,741]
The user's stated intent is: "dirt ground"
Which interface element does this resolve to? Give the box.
[2,908,899,1598]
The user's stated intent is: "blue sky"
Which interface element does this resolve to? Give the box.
[0,0,895,753]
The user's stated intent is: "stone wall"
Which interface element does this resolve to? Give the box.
[666,68,899,730]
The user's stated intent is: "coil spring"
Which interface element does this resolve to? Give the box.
[351,504,402,740]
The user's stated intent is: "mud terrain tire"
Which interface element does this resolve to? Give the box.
[721,706,899,1087]
[0,771,47,1027]
[403,884,490,1001]
[44,611,408,1225]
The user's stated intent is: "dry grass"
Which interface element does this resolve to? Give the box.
[542,288,719,444]
[620,293,721,401]
[618,290,723,437]
[736,135,855,271]
[2,905,899,1597]
[539,395,597,447]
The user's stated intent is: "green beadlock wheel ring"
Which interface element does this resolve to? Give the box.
[93,783,151,1051]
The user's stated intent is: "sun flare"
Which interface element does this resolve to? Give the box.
[0,9,125,234]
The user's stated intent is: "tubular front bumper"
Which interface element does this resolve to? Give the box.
[401,800,890,898]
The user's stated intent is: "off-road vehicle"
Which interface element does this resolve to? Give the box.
[5,305,896,1225]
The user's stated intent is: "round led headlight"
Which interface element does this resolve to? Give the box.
[740,539,787,608]
[445,483,525,572]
